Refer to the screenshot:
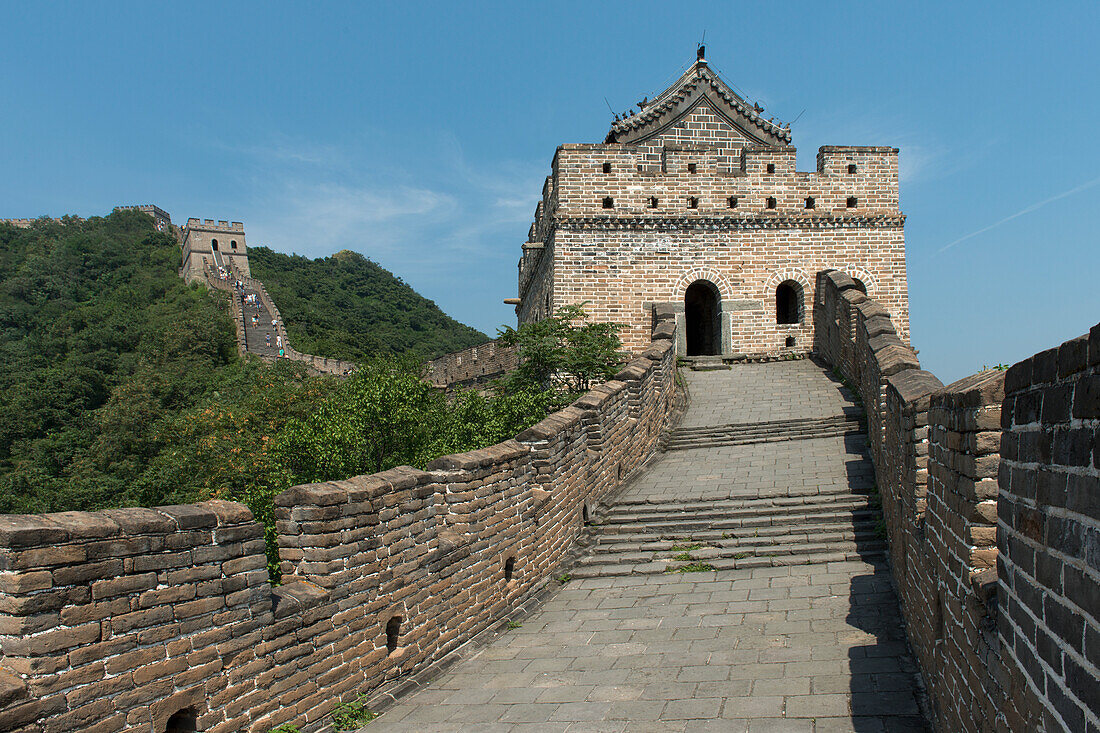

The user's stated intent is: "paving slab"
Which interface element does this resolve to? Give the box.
[365,363,926,732]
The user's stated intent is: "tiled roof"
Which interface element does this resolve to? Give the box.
[606,59,791,146]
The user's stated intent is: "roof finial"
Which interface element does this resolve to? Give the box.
[697,44,705,61]
[697,30,706,62]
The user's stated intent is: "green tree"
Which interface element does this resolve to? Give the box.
[496,304,625,394]
[274,359,443,483]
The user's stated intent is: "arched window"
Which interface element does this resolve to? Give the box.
[648,196,658,208]
[165,708,198,733]
[775,281,802,324]
[230,240,237,249]
[602,196,614,209]
[211,239,219,251]
[386,616,402,653]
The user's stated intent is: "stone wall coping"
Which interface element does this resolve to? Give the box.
[426,440,530,472]
[515,405,587,443]
[1006,324,1100,393]
[818,145,900,153]
[0,499,253,548]
[271,580,329,619]
[886,369,945,407]
[874,344,921,377]
[934,369,1007,409]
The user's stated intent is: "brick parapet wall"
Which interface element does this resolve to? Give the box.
[998,326,1100,731]
[0,316,679,732]
[545,144,898,216]
[812,269,1063,731]
[424,341,518,390]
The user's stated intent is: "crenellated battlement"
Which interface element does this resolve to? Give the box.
[535,143,898,222]
[181,217,250,281]
[185,218,245,232]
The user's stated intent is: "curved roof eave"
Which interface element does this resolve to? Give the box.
[606,61,791,147]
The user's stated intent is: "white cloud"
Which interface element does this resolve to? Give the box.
[937,174,1100,254]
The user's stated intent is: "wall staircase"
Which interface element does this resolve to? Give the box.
[570,491,883,578]
[199,259,356,375]
[664,413,865,451]
[569,386,884,579]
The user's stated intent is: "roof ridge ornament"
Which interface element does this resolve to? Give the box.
[697,44,706,63]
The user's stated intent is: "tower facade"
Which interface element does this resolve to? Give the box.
[181,218,251,283]
[516,52,909,357]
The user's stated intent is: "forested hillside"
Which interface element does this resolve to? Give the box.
[0,212,556,578]
[248,247,487,361]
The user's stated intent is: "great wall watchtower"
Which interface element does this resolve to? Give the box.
[181,218,251,283]
[517,49,909,358]
[114,204,174,236]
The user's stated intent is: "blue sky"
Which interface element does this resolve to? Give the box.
[2,1,1097,383]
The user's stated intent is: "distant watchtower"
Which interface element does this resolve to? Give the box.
[114,204,174,236]
[181,218,250,283]
[516,49,909,358]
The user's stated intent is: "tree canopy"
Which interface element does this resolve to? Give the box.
[248,247,487,361]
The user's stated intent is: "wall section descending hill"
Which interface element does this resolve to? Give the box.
[0,313,680,732]
[813,269,1099,732]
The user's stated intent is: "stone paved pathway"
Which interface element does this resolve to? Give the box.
[370,362,928,732]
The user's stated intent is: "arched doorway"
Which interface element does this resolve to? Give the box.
[685,280,721,356]
[775,280,802,324]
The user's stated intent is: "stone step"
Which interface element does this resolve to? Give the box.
[665,428,864,451]
[589,526,880,554]
[592,518,880,549]
[578,535,884,566]
[568,542,888,578]
[605,489,873,512]
[669,414,860,438]
[665,415,865,451]
[600,496,875,524]
[607,487,873,511]
[592,507,878,537]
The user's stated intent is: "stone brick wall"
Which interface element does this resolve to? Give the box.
[999,327,1100,731]
[814,269,1100,731]
[424,341,517,389]
[518,142,909,357]
[0,316,679,732]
